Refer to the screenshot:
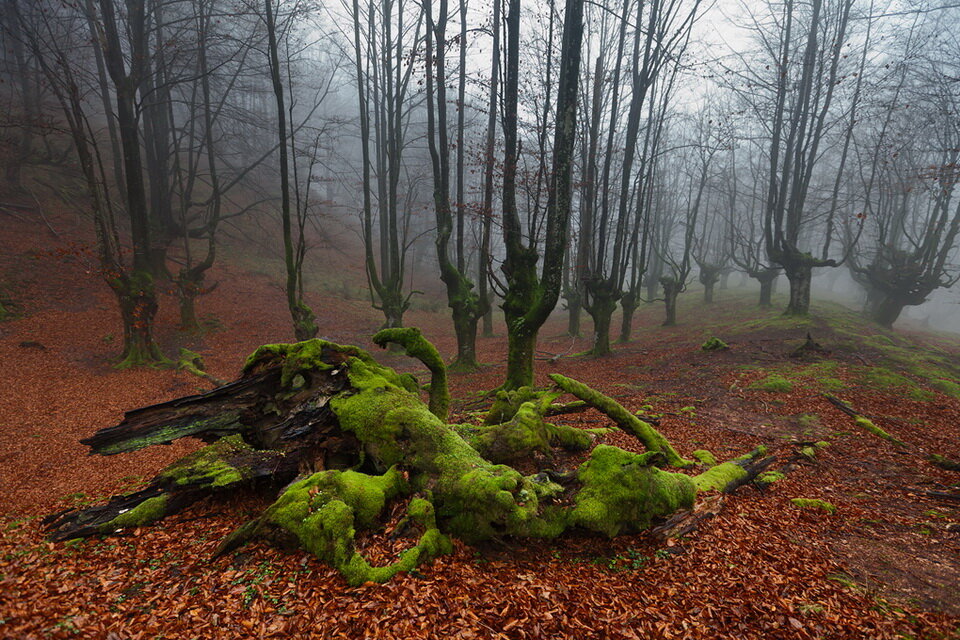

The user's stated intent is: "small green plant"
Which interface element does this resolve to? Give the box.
[750,374,793,393]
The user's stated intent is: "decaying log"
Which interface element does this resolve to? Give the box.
[47,333,784,585]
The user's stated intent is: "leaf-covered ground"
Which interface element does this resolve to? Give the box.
[1,208,959,639]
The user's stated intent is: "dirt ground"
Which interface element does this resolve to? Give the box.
[1,206,958,639]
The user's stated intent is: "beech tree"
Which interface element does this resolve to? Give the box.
[423,0,487,370]
[576,0,701,355]
[744,0,861,316]
[847,12,960,327]
[348,0,424,330]
[499,0,585,389]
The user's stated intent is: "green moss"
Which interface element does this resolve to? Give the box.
[545,423,593,450]
[756,470,785,485]
[243,466,455,586]
[158,435,253,488]
[929,378,960,399]
[571,445,696,537]
[701,337,729,351]
[243,339,376,389]
[462,401,552,463]
[854,416,906,448]
[797,413,820,430]
[814,441,830,449]
[799,446,817,459]
[694,462,748,492]
[749,374,793,393]
[691,449,717,467]
[790,498,836,515]
[483,386,543,425]
[372,328,449,420]
[550,373,693,468]
[102,495,169,531]
[857,366,933,401]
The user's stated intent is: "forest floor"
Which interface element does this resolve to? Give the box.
[1,204,959,639]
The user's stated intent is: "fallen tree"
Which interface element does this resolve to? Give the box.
[45,329,773,585]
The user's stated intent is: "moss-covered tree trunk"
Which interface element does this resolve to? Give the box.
[112,272,167,368]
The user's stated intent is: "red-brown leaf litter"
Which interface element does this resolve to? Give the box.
[1,207,958,639]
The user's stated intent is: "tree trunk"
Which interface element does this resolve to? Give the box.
[450,305,480,371]
[755,269,777,307]
[504,326,536,390]
[566,292,581,338]
[586,292,617,356]
[704,282,715,304]
[661,278,680,327]
[177,280,201,332]
[871,296,905,328]
[784,263,812,316]
[113,273,166,368]
[619,290,638,343]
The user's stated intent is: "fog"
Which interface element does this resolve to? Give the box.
[2,0,960,366]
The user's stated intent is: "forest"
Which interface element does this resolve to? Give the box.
[0,0,959,637]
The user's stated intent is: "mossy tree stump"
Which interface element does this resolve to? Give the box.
[46,333,773,585]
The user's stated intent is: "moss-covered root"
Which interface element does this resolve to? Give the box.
[854,416,907,448]
[218,468,452,586]
[483,386,542,425]
[549,373,693,468]
[455,401,593,463]
[929,454,960,472]
[372,327,449,421]
[571,445,697,537]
